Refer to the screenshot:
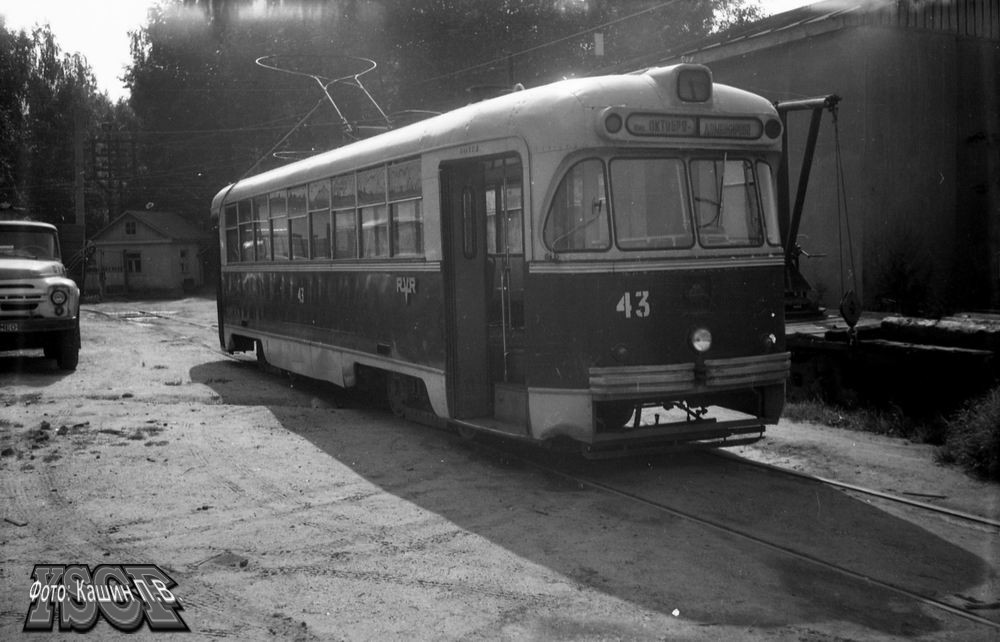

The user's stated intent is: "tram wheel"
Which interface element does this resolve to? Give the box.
[386,373,408,417]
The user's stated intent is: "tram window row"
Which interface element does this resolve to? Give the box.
[223,158,423,263]
[543,156,784,253]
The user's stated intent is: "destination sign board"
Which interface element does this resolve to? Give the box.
[623,113,763,140]
[699,117,763,139]
[626,114,697,137]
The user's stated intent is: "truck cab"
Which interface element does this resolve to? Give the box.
[0,220,80,370]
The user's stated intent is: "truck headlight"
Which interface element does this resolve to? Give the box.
[50,289,68,305]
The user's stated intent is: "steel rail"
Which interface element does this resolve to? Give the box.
[708,449,1000,530]
[473,442,1000,632]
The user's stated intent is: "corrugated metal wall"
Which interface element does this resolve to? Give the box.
[863,0,1000,40]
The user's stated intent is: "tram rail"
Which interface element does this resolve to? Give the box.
[707,449,1000,531]
[465,437,1000,632]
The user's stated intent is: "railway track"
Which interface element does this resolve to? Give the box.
[707,449,1000,531]
[469,438,1000,633]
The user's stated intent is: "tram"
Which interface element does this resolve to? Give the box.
[212,63,789,454]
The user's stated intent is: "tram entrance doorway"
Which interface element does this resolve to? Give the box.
[483,156,525,385]
[441,155,526,422]
[441,160,492,418]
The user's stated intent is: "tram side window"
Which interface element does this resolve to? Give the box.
[238,200,254,262]
[756,162,783,246]
[358,166,388,258]
[389,159,422,256]
[543,159,610,252]
[361,206,389,257]
[691,158,764,247]
[502,181,523,253]
[392,201,422,256]
[288,186,309,259]
[611,158,692,250]
[487,183,524,254]
[309,179,332,259]
[253,195,271,260]
[331,173,357,258]
[485,164,523,256]
[486,187,498,254]
[224,204,240,263]
[269,190,289,259]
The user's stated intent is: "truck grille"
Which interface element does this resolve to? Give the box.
[0,287,44,314]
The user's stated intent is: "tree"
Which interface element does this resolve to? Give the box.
[0,17,114,235]
[123,0,763,222]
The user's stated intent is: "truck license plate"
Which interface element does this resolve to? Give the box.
[0,322,21,332]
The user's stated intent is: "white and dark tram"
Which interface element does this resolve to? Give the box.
[212,63,790,454]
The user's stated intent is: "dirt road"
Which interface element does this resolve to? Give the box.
[1,297,997,640]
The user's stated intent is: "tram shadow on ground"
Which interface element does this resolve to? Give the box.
[191,360,994,637]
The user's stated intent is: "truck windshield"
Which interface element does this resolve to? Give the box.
[0,228,59,260]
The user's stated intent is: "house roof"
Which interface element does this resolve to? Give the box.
[92,210,212,243]
[607,0,997,72]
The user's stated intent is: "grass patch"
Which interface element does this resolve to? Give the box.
[783,399,944,442]
[786,386,1000,481]
[937,386,1000,481]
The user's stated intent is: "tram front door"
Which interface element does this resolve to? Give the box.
[441,160,491,419]
[441,155,525,421]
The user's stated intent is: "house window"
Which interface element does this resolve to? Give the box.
[125,252,142,273]
[125,221,136,235]
[180,249,189,274]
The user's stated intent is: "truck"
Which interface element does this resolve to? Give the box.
[0,220,80,370]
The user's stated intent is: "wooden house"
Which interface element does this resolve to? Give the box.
[87,210,213,296]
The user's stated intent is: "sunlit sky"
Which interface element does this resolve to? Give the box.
[0,0,816,102]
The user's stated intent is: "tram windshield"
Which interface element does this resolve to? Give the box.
[545,154,781,253]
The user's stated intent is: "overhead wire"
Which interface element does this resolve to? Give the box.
[416,0,684,86]
[71,0,699,207]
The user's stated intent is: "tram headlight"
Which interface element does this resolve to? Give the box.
[690,327,713,353]
[605,113,623,134]
[764,118,782,139]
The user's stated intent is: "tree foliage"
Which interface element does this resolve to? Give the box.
[123,0,761,221]
[0,18,113,231]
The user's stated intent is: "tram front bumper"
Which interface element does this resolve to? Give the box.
[530,353,790,444]
[588,352,790,399]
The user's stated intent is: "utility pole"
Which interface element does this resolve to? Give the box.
[91,123,136,227]
[63,108,88,287]
[74,107,85,228]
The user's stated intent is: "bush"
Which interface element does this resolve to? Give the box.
[938,386,1000,481]
[783,398,944,442]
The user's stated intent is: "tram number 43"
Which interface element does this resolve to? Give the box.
[616,291,650,319]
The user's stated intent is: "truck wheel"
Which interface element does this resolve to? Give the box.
[54,323,80,371]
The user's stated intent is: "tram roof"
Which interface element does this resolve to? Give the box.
[213,64,778,209]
